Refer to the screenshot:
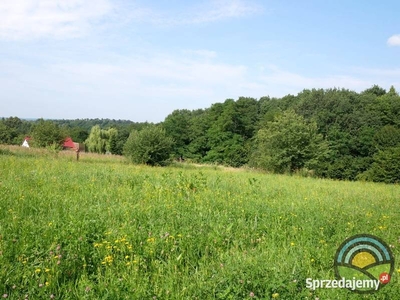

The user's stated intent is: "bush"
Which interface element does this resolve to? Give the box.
[123,126,174,166]
[359,147,400,183]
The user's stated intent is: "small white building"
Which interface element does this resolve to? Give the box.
[21,137,30,148]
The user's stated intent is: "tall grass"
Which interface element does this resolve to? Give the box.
[0,146,399,299]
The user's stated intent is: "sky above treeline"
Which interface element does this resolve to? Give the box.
[0,0,399,122]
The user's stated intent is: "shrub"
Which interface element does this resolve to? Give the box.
[123,126,174,166]
[359,146,400,183]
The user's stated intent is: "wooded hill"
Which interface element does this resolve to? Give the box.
[1,85,399,183]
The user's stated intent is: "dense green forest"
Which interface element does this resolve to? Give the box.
[1,85,400,183]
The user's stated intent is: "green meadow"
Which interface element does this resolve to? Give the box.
[0,146,399,299]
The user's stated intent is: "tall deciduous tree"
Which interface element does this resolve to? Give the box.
[85,126,120,154]
[251,110,327,173]
[187,109,210,160]
[30,119,65,148]
[163,109,192,158]
[0,116,31,145]
[85,125,106,153]
[106,128,118,154]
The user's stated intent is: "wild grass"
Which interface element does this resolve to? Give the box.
[0,146,399,299]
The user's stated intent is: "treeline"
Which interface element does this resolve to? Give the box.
[161,85,400,183]
[0,118,151,155]
[1,85,400,183]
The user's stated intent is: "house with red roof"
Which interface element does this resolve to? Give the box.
[63,137,85,152]
[63,137,76,149]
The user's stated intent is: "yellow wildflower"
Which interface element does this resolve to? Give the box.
[102,255,113,265]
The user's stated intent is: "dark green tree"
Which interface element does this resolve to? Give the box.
[163,109,192,158]
[373,125,400,150]
[0,122,8,144]
[186,109,211,160]
[360,147,400,183]
[114,127,130,155]
[258,96,285,127]
[68,127,89,143]
[106,128,118,154]
[0,117,30,145]
[202,98,259,166]
[362,85,386,97]
[30,119,66,148]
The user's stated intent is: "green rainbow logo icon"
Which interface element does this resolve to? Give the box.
[334,234,395,293]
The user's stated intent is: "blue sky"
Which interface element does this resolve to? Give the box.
[0,0,399,122]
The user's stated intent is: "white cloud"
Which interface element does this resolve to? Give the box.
[387,34,400,46]
[0,51,251,121]
[0,0,112,40]
[123,0,262,26]
[3,55,400,121]
[189,0,262,24]
[351,67,400,77]
[261,66,370,91]
[48,54,248,96]
[259,66,400,97]
[0,0,262,40]
[5,52,399,121]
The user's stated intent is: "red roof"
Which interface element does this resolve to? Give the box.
[63,137,76,148]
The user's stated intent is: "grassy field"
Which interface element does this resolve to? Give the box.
[0,146,399,299]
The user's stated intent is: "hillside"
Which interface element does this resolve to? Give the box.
[0,146,399,299]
